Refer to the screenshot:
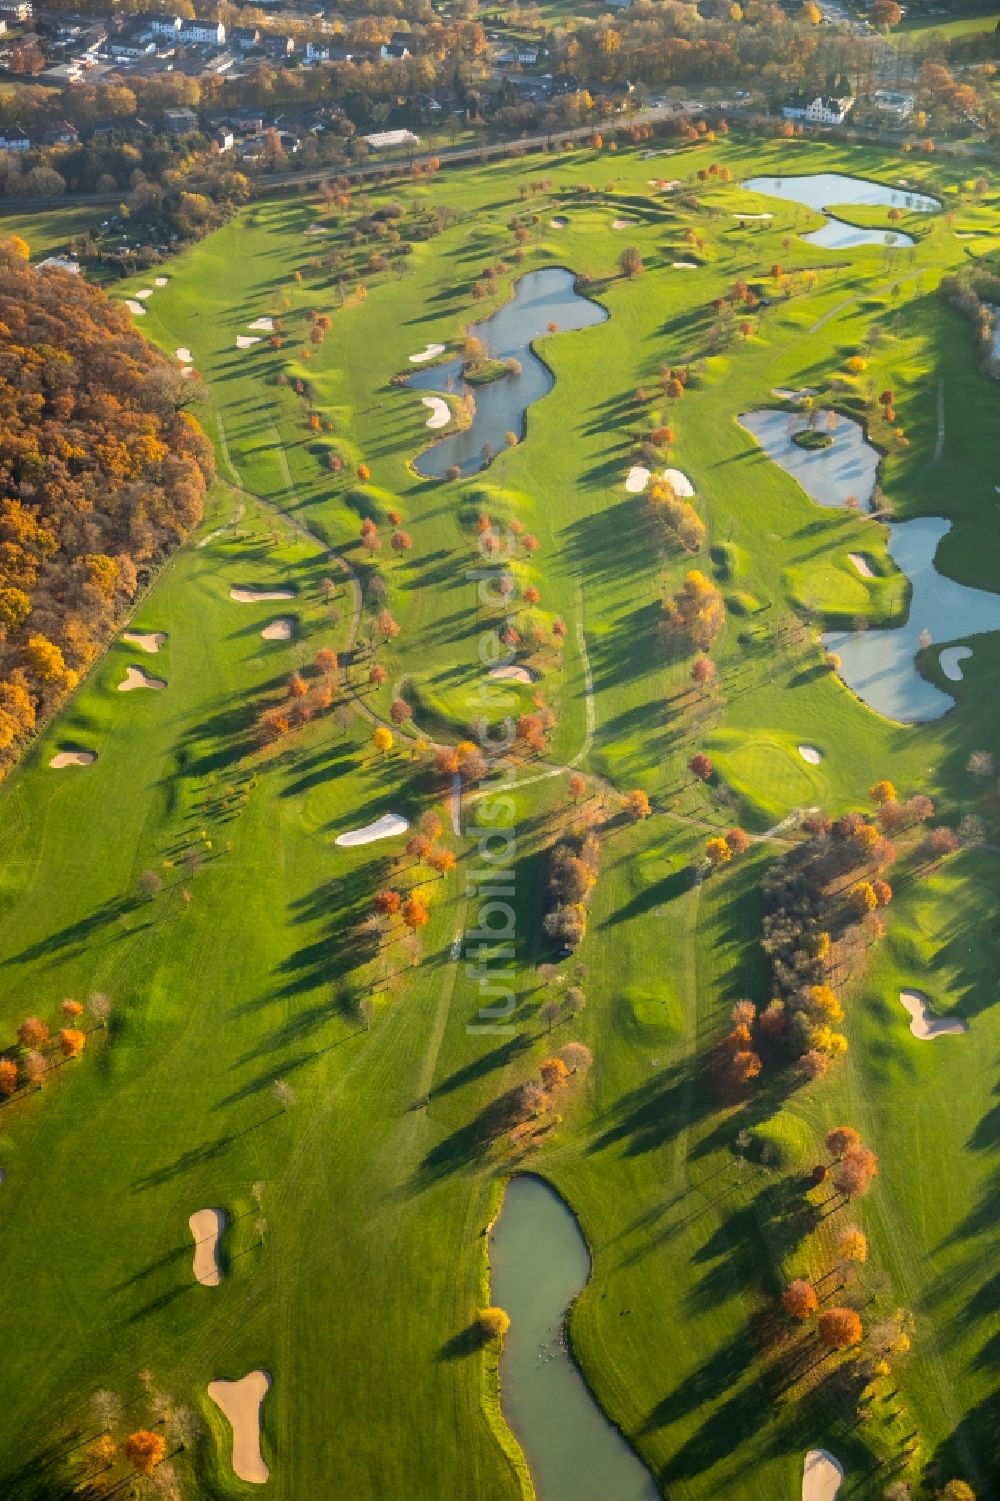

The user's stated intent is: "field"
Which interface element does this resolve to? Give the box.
[897,8,1000,40]
[0,132,998,1499]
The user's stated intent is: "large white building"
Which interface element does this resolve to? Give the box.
[783,94,855,126]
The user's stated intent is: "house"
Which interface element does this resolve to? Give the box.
[0,124,30,149]
[362,127,419,150]
[214,125,233,150]
[259,32,294,57]
[782,93,854,126]
[231,25,260,50]
[305,39,329,62]
[37,254,80,274]
[41,119,79,144]
[380,41,410,60]
[871,89,914,122]
[493,45,539,66]
[177,17,225,45]
[145,14,182,38]
[109,37,156,58]
[163,106,199,133]
[0,1,31,20]
[329,45,355,62]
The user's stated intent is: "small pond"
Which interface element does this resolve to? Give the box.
[409,268,607,479]
[742,172,938,250]
[740,408,1000,721]
[490,1175,659,1501]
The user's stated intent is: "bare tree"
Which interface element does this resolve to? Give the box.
[256,1217,268,1246]
[251,1181,266,1210]
[91,1389,122,1432]
[272,1078,295,1112]
[88,991,113,1027]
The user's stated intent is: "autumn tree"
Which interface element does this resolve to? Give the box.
[837,1225,868,1267]
[825,1126,861,1161]
[478,1306,510,1342]
[124,1430,166,1476]
[402,896,429,931]
[0,1058,17,1096]
[689,753,714,781]
[818,1307,862,1350]
[17,1017,49,1050]
[625,789,651,820]
[782,1279,818,1320]
[618,245,644,279]
[372,726,394,756]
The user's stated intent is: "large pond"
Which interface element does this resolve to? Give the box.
[742,172,939,250]
[409,267,607,479]
[490,1175,659,1501]
[740,407,1000,721]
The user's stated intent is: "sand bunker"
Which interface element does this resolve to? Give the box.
[802,1449,843,1501]
[154,276,168,287]
[773,386,817,403]
[119,665,166,692]
[940,645,972,681]
[848,552,875,579]
[124,299,146,316]
[335,813,409,848]
[663,468,694,497]
[489,665,537,684]
[422,396,450,430]
[625,465,651,493]
[303,223,328,236]
[248,317,274,332]
[550,216,568,228]
[261,618,294,641]
[123,630,167,654]
[208,1371,270,1484]
[734,212,773,221]
[798,744,822,765]
[175,347,193,364]
[612,219,635,230]
[230,587,295,603]
[409,342,445,364]
[899,989,968,1040]
[134,288,154,300]
[49,749,96,769]
[236,335,261,350]
[189,1208,225,1286]
[672,261,698,269]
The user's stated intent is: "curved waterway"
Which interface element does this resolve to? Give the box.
[489,1175,659,1501]
[740,408,1000,721]
[742,172,938,249]
[409,268,607,479]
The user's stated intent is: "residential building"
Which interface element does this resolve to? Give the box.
[259,32,294,57]
[0,1,31,20]
[782,93,855,126]
[362,127,419,150]
[214,125,233,150]
[0,124,30,149]
[305,39,329,62]
[177,17,225,45]
[145,14,181,38]
[380,41,410,60]
[163,106,199,133]
[37,254,80,274]
[871,89,914,122]
[41,119,79,144]
[231,25,260,50]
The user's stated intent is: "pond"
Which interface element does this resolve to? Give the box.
[741,172,938,250]
[489,1175,659,1501]
[409,268,607,479]
[740,408,1000,721]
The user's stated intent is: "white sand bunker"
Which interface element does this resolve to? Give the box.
[236,335,261,350]
[734,212,773,221]
[125,299,146,316]
[335,813,409,848]
[189,1208,225,1287]
[798,744,822,765]
[550,216,568,228]
[848,552,875,579]
[409,342,445,364]
[489,665,537,684]
[154,276,169,287]
[663,468,694,497]
[802,1449,843,1501]
[134,288,154,300]
[672,261,698,270]
[261,618,294,641]
[175,347,193,364]
[303,223,328,236]
[248,317,274,332]
[119,665,166,692]
[625,465,650,493]
[899,989,968,1040]
[49,749,96,769]
[773,386,817,403]
[612,219,635,230]
[940,646,972,681]
[230,587,295,603]
[123,630,167,654]
[208,1371,270,1484]
[422,396,450,430]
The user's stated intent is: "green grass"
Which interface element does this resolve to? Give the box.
[0,131,998,1499]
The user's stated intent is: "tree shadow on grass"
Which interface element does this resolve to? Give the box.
[437,1322,490,1361]
[587,1054,716,1159]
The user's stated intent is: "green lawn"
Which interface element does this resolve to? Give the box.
[0,133,998,1499]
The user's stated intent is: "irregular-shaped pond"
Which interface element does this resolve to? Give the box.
[742,172,938,249]
[410,268,607,479]
[740,408,1000,721]
[490,1175,658,1501]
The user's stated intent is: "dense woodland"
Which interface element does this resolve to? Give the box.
[0,243,213,774]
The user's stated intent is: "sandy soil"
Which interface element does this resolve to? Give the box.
[798,744,823,765]
[802,1449,843,1501]
[663,468,695,497]
[489,665,537,683]
[550,216,568,228]
[848,552,875,578]
[899,989,968,1040]
[335,813,410,847]
[625,465,651,493]
[409,342,445,364]
[208,1371,270,1484]
[248,317,274,332]
[940,645,972,681]
[175,347,193,363]
[119,665,166,692]
[422,396,450,430]
[154,276,169,287]
[261,618,294,640]
[134,288,154,300]
[236,335,261,350]
[123,631,167,654]
[49,750,96,769]
[611,219,635,229]
[124,299,146,316]
[189,1208,225,1286]
[230,587,295,603]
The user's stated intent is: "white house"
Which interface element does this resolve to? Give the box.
[362,128,419,150]
[871,90,914,122]
[178,17,225,45]
[146,14,181,38]
[0,125,31,150]
[783,94,854,126]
